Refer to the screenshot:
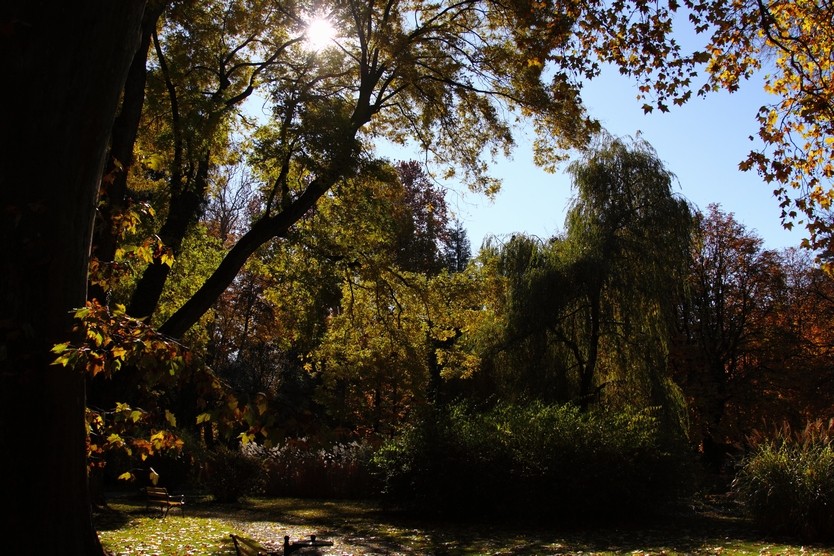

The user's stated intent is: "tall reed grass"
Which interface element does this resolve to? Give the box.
[733,419,834,541]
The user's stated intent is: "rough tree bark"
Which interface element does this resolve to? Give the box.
[91,1,167,305]
[0,2,146,553]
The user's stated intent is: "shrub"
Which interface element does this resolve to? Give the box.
[371,402,692,522]
[372,405,515,513]
[203,445,264,503]
[503,403,688,519]
[248,439,376,498]
[733,419,834,541]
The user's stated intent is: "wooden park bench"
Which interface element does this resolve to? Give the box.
[283,535,333,555]
[230,534,278,556]
[143,486,185,516]
[230,534,333,556]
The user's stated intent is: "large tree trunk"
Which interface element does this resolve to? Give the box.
[0,2,145,553]
[90,1,167,304]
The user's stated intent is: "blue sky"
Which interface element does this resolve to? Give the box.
[291,13,803,253]
[441,67,801,252]
[292,10,802,253]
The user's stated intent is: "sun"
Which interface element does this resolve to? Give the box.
[305,16,336,51]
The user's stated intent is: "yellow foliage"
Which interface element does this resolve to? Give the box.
[255,393,268,416]
[577,0,834,250]
[165,409,177,427]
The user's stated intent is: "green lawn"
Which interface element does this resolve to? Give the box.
[95,494,834,555]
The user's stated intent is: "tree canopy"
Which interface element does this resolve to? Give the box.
[112,0,603,341]
[4,0,834,552]
[476,136,693,412]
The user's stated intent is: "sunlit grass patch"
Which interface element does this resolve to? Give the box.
[97,513,236,555]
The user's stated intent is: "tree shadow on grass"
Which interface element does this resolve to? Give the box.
[96,493,834,555]
[218,495,759,555]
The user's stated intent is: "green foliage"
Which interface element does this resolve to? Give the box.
[131,0,613,337]
[203,445,265,503]
[372,402,692,521]
[733,420,834,541]
[154,224,225,332]
[371,404,511,514]
[475,137,694,414]
[479,235,576,402]
[311,235,487,433]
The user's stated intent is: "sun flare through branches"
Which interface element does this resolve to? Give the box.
[304,15,336,51]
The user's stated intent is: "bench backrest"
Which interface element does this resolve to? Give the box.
[230,534,270,556]
[146,487,170,499]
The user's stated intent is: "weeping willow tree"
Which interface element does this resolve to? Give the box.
[482,135,694,421]
[562,135,694,416]
[476,234,575,403]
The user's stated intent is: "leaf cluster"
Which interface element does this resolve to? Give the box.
[52,301,188,380]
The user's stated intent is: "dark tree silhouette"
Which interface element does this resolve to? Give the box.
[0,2,146,553]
